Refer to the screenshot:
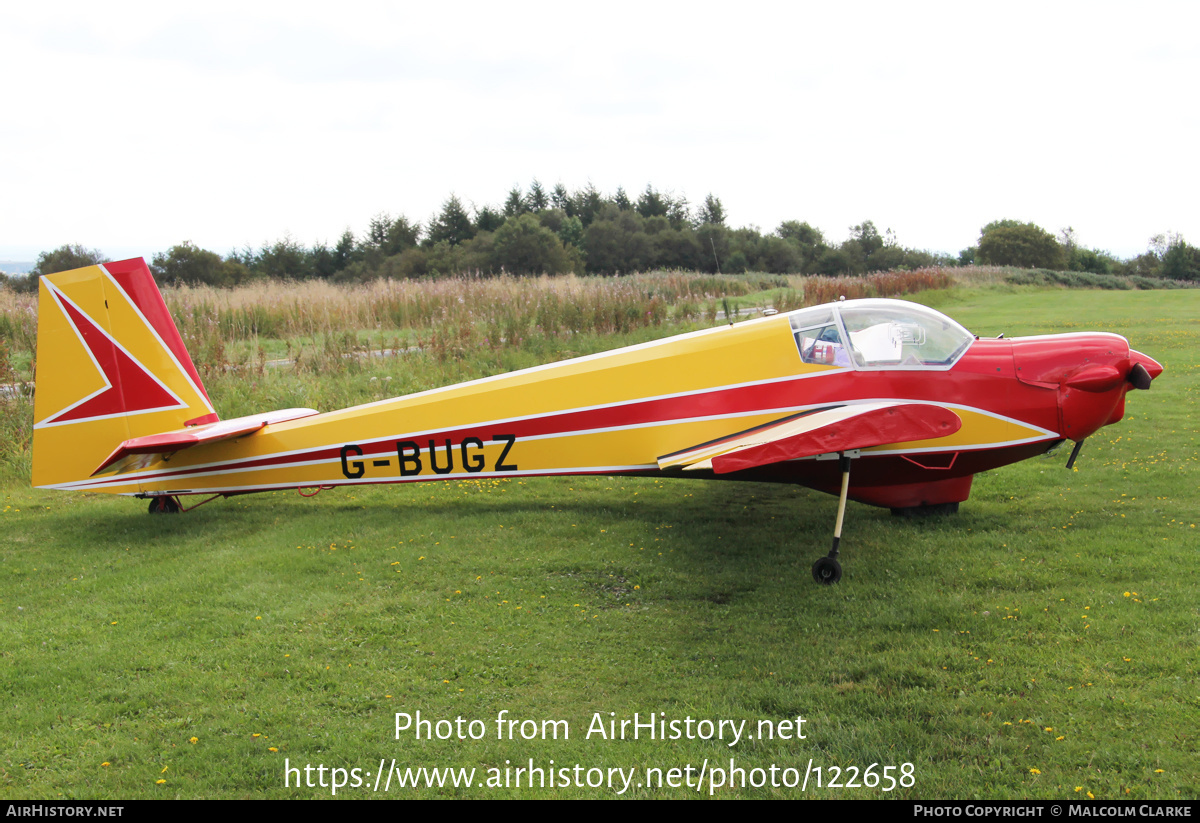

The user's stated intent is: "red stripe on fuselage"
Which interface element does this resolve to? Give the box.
[94,354,1061,487]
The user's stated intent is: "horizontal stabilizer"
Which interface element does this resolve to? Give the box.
[93,408,319,476]
[659,402,962,474]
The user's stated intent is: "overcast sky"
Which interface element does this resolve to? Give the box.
[4,1,1197,262]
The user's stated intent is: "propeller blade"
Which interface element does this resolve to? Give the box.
[1128,362,1152,391]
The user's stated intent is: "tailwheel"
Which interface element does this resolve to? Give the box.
[148,496,181,515]
[811,556,842,585]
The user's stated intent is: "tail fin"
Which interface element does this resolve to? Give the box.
[32,258,217,491]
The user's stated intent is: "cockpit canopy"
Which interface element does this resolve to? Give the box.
[790,299,974,370]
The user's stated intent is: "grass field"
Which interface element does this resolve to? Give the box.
[1,280,1196,799]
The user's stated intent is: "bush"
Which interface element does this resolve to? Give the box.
[977,221,1064,269]
[1160,239,1200,281]
[488,215,578,275]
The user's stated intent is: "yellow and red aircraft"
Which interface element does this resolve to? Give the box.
[32,259,1163,583]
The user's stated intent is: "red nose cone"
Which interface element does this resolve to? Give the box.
[1130,350,1164,381]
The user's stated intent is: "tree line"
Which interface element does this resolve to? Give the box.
[9,181,1200,290]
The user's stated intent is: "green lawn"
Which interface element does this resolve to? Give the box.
[1,288,1196,799]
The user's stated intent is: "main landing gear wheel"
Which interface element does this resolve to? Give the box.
[148,496,181,514]
[811,452,852,585]
[812,556,842,585]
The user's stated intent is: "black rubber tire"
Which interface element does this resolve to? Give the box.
[811,556,843,585]
[148,496,181,514]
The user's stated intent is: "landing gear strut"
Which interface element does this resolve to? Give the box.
[812,453,851,585]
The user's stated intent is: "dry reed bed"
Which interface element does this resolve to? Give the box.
[1,268,957,371]
[166,268,954,350]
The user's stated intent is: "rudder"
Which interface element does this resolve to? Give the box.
[32,258,216,491]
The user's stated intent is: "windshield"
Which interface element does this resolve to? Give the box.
[835,301,973,368]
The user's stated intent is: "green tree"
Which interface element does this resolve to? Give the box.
[382,216,420,257]
[474,206,506,233]
[724,250,749,274]
[570,183,603,226]
[492,214,575,274]
[310,242,338,280]
[256,235,310,279]
[694,224,730,274]
[427,196,475,246]
[556,215,584,249]
[1070,247,1115,274]
[365,213,391,250]
[151,241,243,286]
[1059,226,1079,263]
[648,229,702,271]
[31,243,105,275]
[527,179,549,211]
[643,215,670,235]
[815,247,854,276]
[776,221,827,273]
[16,244,105,292]
[727,227,765,272]
[583,206,649,273]
[361,213,420,260]
[551,183,571,214]
[667,196,690,230]
[776,220,823,247]
[503,187,527,217]
[636,185,669,219]
[1160,235,1200,281]
[832,221,887,274]
[696,194,726,226]
[334,229,358,270]
[760,236,804,273]
[1115,235,1170,277]
[976,220,1064,269]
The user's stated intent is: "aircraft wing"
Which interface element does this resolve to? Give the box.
[93,408,319,475]
[658,402,962,474]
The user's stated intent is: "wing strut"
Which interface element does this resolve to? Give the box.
[812,453,852,584]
